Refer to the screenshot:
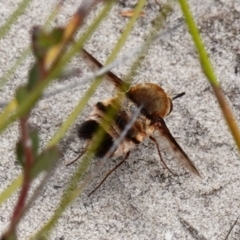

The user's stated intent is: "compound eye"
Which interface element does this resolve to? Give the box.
[167,98,173,115]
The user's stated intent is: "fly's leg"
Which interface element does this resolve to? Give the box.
[149,136,177,175]
[88,151,130,197]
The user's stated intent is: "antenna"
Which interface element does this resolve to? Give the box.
[172,92,185,100]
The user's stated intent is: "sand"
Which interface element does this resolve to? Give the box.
[0,0,240,239]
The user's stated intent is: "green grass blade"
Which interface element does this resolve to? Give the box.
[0,1,63,90]
[32,2,145,238]
[47,0,145,147]
[106,0,146,64]
[0,175,23,206]
[0,0,109,208]
[0,0,32,39]
[125,1,174,83]
[178,0,218,85]
[47,1,116,147]
[0,48,31,89]
[178,0,240,149]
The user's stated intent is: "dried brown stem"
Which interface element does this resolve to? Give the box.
[212,85,240,150]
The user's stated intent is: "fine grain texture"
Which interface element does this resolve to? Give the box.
[0,0,240,239]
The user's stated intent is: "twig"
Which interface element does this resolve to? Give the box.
[224,217,239,240]
[179,217,207,240]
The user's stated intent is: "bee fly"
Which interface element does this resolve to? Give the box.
[68,49,200,196]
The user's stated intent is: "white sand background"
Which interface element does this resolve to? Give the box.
[1,0,240,239]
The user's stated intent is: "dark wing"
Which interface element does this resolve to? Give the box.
[156,117,200,176]
[81,49,129,90]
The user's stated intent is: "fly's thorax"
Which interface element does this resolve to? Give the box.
[151,96,172,121]
[127,83,172,120]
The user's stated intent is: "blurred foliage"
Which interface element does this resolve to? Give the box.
[0,0,239,239]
